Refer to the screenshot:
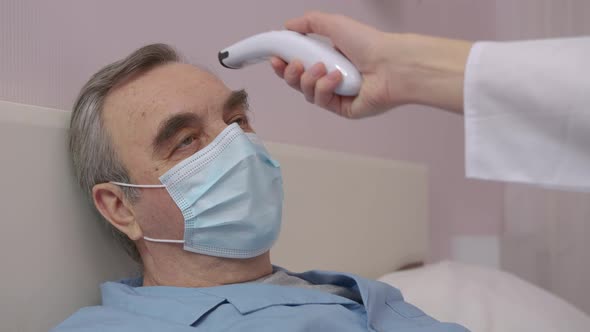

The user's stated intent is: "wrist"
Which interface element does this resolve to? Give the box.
[393,34,473,113]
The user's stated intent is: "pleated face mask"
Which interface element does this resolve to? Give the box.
[111,123,284,259]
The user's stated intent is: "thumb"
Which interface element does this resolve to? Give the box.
[285,11,339,37]
[285,11,358,48]
[285,12,379,66]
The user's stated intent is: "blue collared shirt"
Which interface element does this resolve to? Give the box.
[53,268,468,331]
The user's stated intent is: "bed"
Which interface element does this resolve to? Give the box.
[0,100,588,332]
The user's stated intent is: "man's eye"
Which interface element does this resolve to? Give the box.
[178,135,196,148]
[231,116,248,126]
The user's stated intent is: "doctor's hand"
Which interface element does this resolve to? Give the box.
[270,12,472,118]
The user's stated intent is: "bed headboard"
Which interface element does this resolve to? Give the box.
[0,100,428,332]
[267,142,429,277]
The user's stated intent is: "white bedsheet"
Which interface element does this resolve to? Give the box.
[378,261,590,332]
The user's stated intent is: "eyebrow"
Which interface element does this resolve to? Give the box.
[152,112,200,157]
[223,89,249,113]
[151,90,249,157]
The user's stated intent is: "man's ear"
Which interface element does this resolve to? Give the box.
[92,183,143,241]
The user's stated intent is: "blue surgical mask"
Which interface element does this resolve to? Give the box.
[111,123,283,259]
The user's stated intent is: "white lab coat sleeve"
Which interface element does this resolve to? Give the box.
[464,37,590,191]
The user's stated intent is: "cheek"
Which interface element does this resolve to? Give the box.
[134,189,185,239]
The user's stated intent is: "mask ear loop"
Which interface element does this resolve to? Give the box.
[143,237,184,244]
[109,181,181,243]
[109,181,166,188]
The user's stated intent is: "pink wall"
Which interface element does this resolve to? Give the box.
[0,0,504,260]
[493,0,590,313]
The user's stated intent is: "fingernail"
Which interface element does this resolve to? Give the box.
[310,63,324,78]
[327,70,341,81]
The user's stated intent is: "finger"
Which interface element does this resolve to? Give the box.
[314,70,342,108]
[283,60,304,91]
[300,63,327,103]
[286,12,380,69]
[320,93,354,119]
[270,57,287,79]
[285,11,366,48]
[285,11,337,37]
[317,71,356,119]
[335,97,355,119]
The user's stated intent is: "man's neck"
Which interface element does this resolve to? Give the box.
[140,248,273,287]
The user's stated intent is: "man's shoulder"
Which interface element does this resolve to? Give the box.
[50,305,194,332]
[50,306,129,331]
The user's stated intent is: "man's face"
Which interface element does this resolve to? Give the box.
[102,63,253,244]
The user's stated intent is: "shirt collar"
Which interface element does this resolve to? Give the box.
[197,267,365,314]
[197,282,357,315]
[101,279,227,326]
[101,269,372,324]
[286,268,404,313]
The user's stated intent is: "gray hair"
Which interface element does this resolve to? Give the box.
[69,44,181,262]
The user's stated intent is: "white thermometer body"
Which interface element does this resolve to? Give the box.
[219,31,362,96]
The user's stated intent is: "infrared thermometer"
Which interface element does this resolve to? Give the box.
[218,30,362,96]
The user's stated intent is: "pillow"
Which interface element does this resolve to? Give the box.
[378,261,590,332]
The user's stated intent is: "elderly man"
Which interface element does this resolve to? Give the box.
[53,44,467,332]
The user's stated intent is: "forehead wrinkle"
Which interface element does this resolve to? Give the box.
[103,62,232,161]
